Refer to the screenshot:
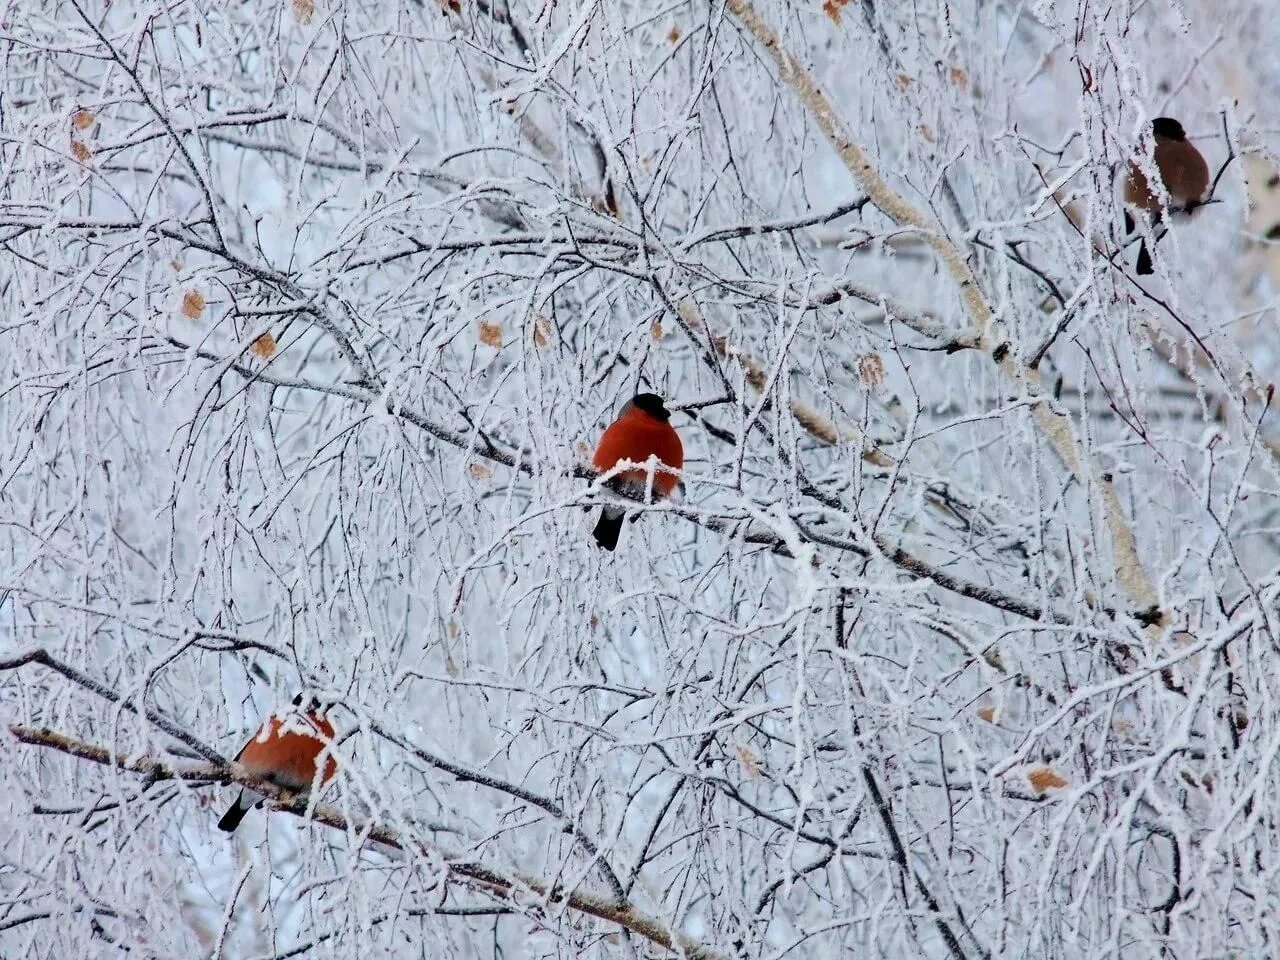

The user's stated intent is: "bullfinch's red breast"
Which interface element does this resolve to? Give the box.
[591,393,684,551]
[217,693,337,833]
[1124,117,1210,275]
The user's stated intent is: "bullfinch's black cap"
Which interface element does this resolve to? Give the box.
[629,393,671,421]
[1152,117,1186,141]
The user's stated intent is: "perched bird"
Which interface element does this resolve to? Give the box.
[217,693,337,833]
[591,393,684,551]
[1124,117,1210,275]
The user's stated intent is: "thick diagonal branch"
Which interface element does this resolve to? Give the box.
[722,0,1162,627]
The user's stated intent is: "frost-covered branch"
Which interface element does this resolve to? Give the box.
[8,725,728,960]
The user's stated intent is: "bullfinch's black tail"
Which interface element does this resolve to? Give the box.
[1136,239,1154,275]
[218,790,251,833]
[1125,210,1156,274]
[593,507,624,551]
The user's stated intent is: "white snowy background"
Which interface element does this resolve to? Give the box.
[3,0,1280,957]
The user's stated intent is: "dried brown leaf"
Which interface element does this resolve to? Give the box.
[976,706,996,723]
[666,24,681,44]
[478,319,503,348]
[468,462,492,480]
[650,320,664,341]
[736,744,762,779]
[948,66,969,90]
[181,289,205,319]
[251,332,277,359]
[73,109,95,130]
[532,315,552,348]
[857,352,885,389]
[291,0,315,23]
[792,404,837,445]
[70,140,92,162]
[1027,766,1067,794]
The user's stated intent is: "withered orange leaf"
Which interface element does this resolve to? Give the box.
[650,320,664,341]
[291,0,315,23]
[70,140,92,162]
[251,332,277,358]
[181,290,205,319]
[468,462,492,480]
[1027,766,1067,794]
[822,0,851,22]
[73,109,95,130]
[976,706,996,723]
[666,24,681,44]
[478,320,503,348]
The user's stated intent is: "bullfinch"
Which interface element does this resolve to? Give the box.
[217,693,337,833]
[591,393,684,551]
[1124,117,1210,275]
